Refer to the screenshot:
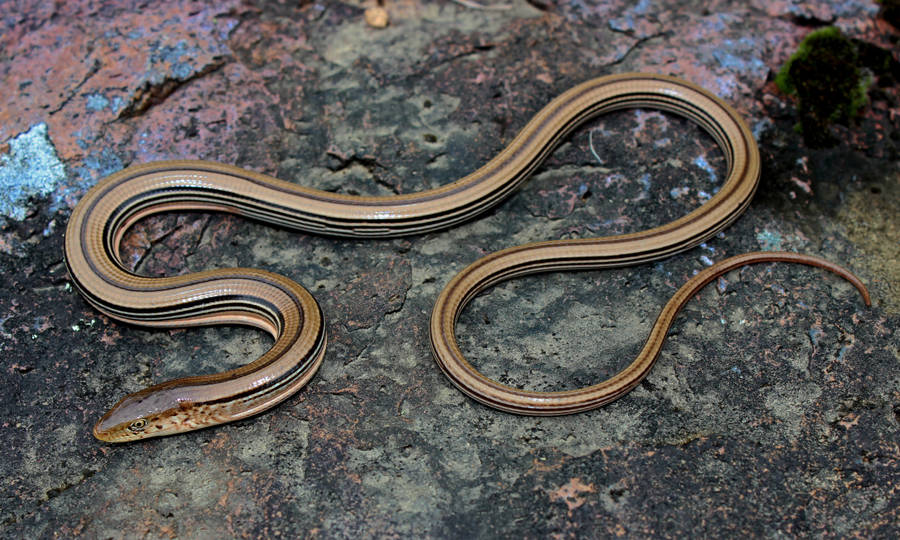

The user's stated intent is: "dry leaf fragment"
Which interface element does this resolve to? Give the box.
[365,6,389,28]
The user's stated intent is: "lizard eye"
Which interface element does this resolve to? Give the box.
[128,419,147,432]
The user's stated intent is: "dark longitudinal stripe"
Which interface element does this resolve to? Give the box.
[203,305,326,406]
[87,80,743,236]
[90,294,286,326]
[69,73,761,439]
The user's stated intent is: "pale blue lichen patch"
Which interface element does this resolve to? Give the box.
[81,148,123,179]
[808,326,824,347]
[147,39,224,85]
[608,0,655,36]
[84,92,127,115]
[85,92,111,112]
[636,173,652,193]
[67,148,124,204]
[150,40,197,79]
[752,118,773,141]
[692,155,718,184]
[0,123,66,223]
[712,45,767,80]
[756,230,784,251]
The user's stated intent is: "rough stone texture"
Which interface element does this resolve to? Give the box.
[0,123,66,224]
[1,0,898,537]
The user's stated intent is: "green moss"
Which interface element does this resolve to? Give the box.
[775,27,871,147]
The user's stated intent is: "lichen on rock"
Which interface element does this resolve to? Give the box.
[0,123,66,225]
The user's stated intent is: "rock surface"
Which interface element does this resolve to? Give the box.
[1,0,897,537]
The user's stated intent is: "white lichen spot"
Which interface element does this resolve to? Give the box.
[0,123,66,223]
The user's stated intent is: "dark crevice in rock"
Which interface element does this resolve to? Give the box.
[47,58,101,115]
[117,59,228,119]
[325,151,397,195]
[44,468,96,502]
